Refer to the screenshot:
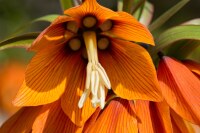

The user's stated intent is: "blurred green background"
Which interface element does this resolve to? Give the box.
[0,0,200,64]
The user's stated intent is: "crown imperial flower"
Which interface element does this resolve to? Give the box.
[12,0,162,126]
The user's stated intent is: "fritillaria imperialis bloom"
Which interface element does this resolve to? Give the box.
[0,62,25,116]
[84,98,138,132]
[0,100,83,132]
[135,100,196,133]
[9,0,162,126]
[157,56,200,125]
[1,98,197,132]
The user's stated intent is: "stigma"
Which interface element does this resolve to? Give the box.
[78,31,111,109]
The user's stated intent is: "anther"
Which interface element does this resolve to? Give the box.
[83,16,97,28]
[66,21,78,33]
[69,38,81,51]
[99,20,112,31]
[97,38,110,50]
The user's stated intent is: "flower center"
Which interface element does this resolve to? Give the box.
[78,31,111,109]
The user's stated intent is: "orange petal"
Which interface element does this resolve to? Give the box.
[32,100,83,133]
[0,106,42,132]
[135,101,154,133]
[103,12,155,45]
[29,16,74,52]
[13,44,76,106]
[61,57,96,126]
[157,56,200,125]
[150,101,173,133]
[99,39,162,101]
[83,108,101,132]
[86,98,138,133]
[182,60,200,76]
[64,0,118,26]
[171,109,195,133]
[136,100,173,133]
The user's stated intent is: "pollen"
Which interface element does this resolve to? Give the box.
[69,38,81,51]
[97,37,110,50]
[83,16,97,28]
[99,20,113,31]
[78,31,111,109]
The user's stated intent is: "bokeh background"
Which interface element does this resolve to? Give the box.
[0,0,200,125]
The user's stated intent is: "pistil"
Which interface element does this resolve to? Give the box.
[78,31,111,109]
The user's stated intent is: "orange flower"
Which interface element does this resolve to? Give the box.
[0,100,83,133]
[85,98,197,133]
[135,100,196,133]
[157,56,200,125]
[84,98,138,132]
[170,109,196,133]
[0,62,25,116]
[13,0,161,126]
[2,98,196,132]
[1,98,137,133]
[136,100,173,133]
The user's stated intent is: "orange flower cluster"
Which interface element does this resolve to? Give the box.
[0,62,25,116]
[1,0,200,132]
[157,56,200,125]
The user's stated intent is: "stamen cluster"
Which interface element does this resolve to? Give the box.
[65,16,113,108]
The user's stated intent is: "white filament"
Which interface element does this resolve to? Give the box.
[78,31,111,109]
